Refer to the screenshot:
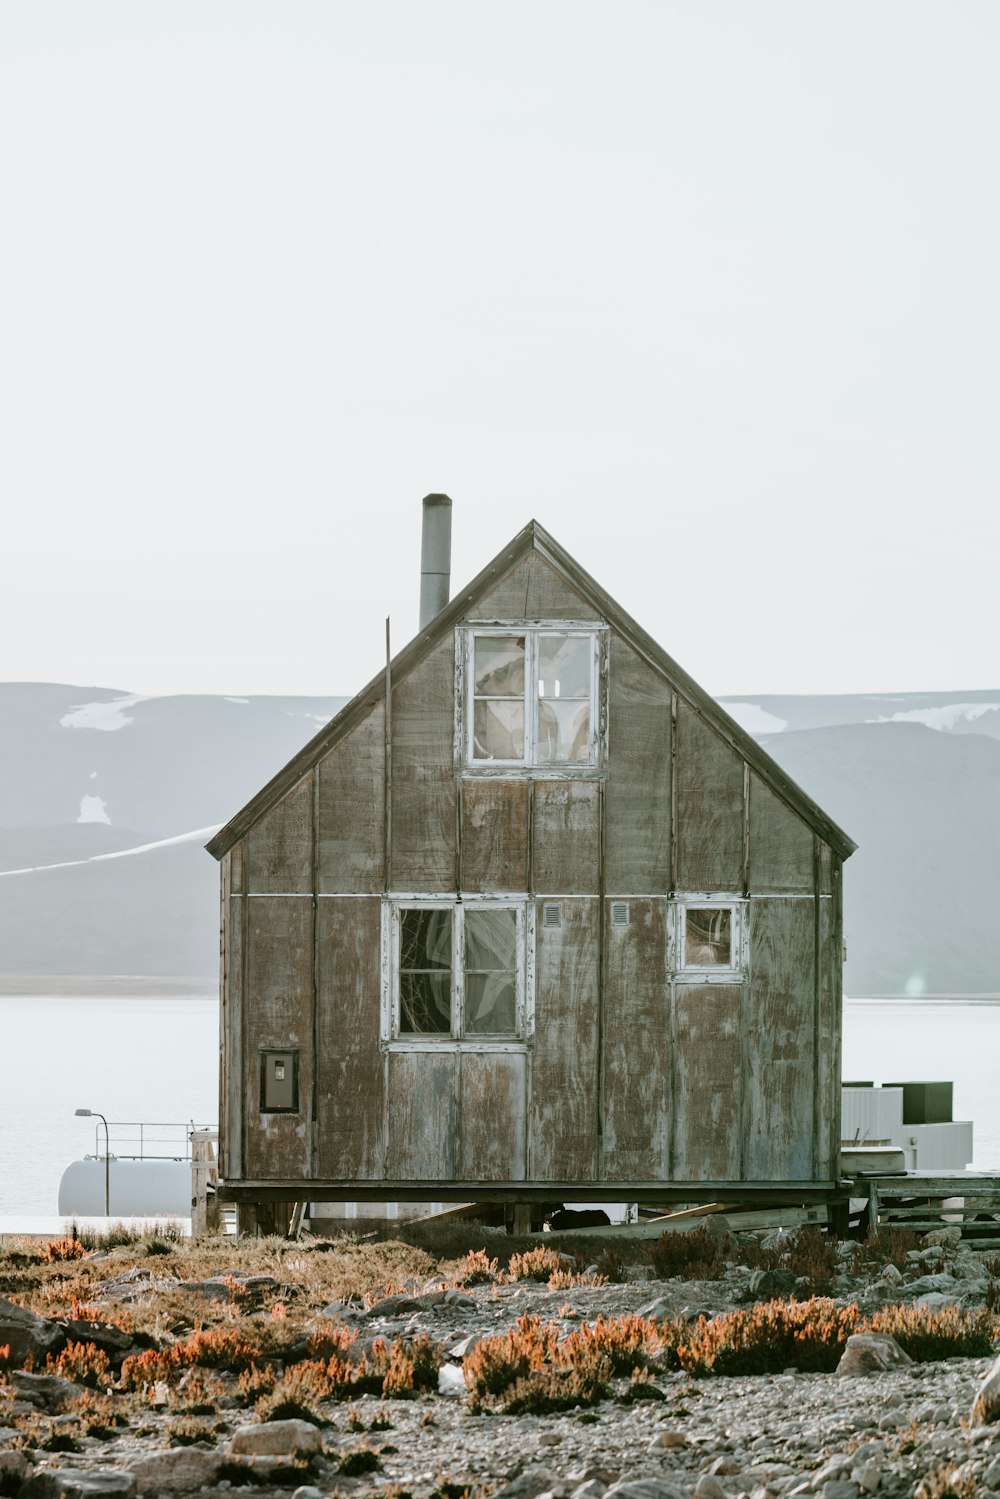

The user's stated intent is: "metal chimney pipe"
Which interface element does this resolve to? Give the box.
[419,493,452,629]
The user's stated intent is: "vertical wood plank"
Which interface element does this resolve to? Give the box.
[246,776,313,893]
[242,897,313,1179]
[529,897,600,1179]
[473,552,602,621]
[674,703,743,891]
[672,983,742,1181]
[317,705,386,894]
[225,893,243,1182]
[218,854,230,1179]
[744,899,816,1180]
[230,840,244,895]
[461,779,530,893]
[390,636,457,890]
[532,781,600,893]
[601,898,670,1180]
[460,1052,527,1180]
[385,1051,457,1179]
[315,896,385,1179]
[747,774,815,893]
[604,639,671,892]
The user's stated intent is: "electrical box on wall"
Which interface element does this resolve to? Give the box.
[260,1049,299,1113]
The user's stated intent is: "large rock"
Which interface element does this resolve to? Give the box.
[228,1420,324,1457]
[492,1468,559,1499]
[899,1273,957,1298]
[971,1353,1000,1425]
[59,1317,136,1362]
[129,1448,223,1493]
[604,1481,689,1499]
[0,1297,63,1363]
[747,1268,798,1300]
[20,1470,136,1498]
[9,1370,89,1413]
[922,1227,962,1249]
[836,1333,912,1376]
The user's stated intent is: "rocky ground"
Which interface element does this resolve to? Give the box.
[2,1225,1000,1499]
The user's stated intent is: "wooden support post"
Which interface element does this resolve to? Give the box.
[505,1203,533,1236]
[190,1130,220,1237]
[866,1180,880,1237]
[236,1200,261,1237]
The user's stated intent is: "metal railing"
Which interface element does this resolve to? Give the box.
[83,1121,214,1162]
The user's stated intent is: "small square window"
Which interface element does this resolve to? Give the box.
[676,901,744,975]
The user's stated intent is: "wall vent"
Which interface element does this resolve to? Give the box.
[610,901,630,928]
[542,902,562,929]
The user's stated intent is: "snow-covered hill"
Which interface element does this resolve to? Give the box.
[1,684,997,995]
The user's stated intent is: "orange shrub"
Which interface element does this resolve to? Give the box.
[505,1248,564,1283]
[561,1314,661,1376]
[305,1325,359,1360]
[42,1238,86,1263]
[669,1298,858,1376]
[46,1340,112,1390]
[463,1314,558,1402]
[862,1304,998,1361]
[454,1249,499,1287]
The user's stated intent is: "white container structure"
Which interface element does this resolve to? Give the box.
[841,1086,973,1172]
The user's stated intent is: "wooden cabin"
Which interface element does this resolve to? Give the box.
[207,507,856,1231]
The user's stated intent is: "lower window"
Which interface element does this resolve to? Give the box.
[388,900,527,1040]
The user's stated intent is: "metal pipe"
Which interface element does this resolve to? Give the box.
[419,493,452,629]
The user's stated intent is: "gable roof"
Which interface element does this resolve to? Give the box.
[206,520,856,861]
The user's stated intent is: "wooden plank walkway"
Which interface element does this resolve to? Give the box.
[852,1169,1000,1238]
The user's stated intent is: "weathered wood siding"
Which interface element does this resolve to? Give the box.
[604,640,671,893]
[747,774,814,893]
[532,782,600,894]
[601,898,670,1180]
[315,897,384,1179]
[743,899,816,1180]
[460,1052,527,1180]
[317,706,385,893]
[390,635,456,890]
[242,896,313,1180]
[246,776,313,894]
[674,703,743,891]
[474,552,602,622]
[529,898,600,1179]
[385,1051,457,1179]
[672,983,743,1181]
[461,779,530,893]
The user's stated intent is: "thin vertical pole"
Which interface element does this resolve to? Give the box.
[384,618,393,894]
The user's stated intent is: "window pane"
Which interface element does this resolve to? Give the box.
[465,909,517,971]
[686,908,733,965]
[465,972,517,1034]
[537,699,591,763]
[400,909,451,970]
[399,972,451,1033]
[538,635,591,699]
[474,635,525,695]
[473,699,525,760]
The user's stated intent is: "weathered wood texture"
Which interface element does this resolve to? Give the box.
[225,893,244,1181]
[315,897,385,1179]
[816,876,840,1178]
[385,1050,457,1179]
[390,635,457,890]
[242,897,313,1180]
[672,983,743,1181]
[461,779,530,893]
[674,703,743,891]
[218,854,230,1179]
[532,781,600,894]
[229,840,244,895]
[317,705,385,893]
[604,639,671,892]
[246,775,313,894]
[744,899,816,1180]
[529,897,600,1179]
[460,1052,527,1180]
[818,840,834,897]
[601,898,670,1180]
[472,551,602,622]
[747,774,815,893]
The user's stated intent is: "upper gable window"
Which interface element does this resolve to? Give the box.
[466,628,599,768]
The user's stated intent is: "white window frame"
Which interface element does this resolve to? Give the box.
[461,624,602,772]
[671,897,747,982]
[381,896,533,1049]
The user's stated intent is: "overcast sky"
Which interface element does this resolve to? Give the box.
[3,1,997,699]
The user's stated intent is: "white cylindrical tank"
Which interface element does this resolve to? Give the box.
[58,1158,191,1217]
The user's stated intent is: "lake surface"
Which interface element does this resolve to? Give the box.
[1,994,998,1215]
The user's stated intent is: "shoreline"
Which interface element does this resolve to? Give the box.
[0,974,216,997]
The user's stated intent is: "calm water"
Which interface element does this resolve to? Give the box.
[1,995,997,1215]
